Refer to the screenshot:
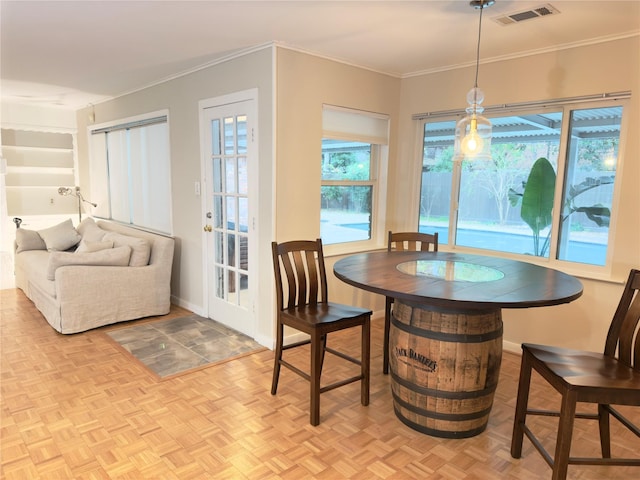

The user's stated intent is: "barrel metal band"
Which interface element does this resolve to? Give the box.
[391,315,503,343]
[391,370,497,399]
[393,406,488,439]
[392,391,492,422]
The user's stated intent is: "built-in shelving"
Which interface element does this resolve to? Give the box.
[2,128,78,217]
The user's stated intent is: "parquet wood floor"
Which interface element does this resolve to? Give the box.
[1,288,638,479]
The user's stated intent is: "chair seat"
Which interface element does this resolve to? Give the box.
[281,302,371,329]
[524,343,640,394]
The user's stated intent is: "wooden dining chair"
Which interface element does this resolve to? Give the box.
[511,268,640,480]
[271,239,371,426]
[384,231,438,374]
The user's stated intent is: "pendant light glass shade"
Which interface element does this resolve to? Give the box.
[454,86,492,160]
[453,0,494,162]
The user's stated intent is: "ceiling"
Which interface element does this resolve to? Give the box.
[1,0,638,110]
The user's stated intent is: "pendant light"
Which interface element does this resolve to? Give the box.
[454,0,495,161]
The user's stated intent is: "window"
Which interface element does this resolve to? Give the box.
[321,140,375,244]
[321,106,389,247]
[89,112,172,234]
[418,99,625,268]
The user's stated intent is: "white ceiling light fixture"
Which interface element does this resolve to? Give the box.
[453,0,495,162]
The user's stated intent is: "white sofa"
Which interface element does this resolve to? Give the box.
[14,218,175,334]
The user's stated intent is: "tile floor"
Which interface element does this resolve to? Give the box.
[106,314,264,378]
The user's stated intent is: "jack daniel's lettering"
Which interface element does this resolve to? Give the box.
[395,347,437,372]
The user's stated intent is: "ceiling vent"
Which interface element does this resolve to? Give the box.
[494,4,560,26]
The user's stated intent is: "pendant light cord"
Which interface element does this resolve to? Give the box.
[473,4,485,89]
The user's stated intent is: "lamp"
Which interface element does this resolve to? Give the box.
[453,0,495,161]
[58,186,97,223]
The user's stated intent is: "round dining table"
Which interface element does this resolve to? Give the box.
[333,250,583,438]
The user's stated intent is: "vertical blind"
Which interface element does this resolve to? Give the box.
[90,113,172,234]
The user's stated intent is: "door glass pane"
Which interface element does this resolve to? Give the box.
[215,266,224,299]
[227,269,236,295]
[238,197,248,232]
[237,115,247,154]
[224,117,234,154]
[213,196,223,228]
[557,106,621,265]
[226,158,236,193]
[239,273,249,308]
[227,233,236,267]
[213,158,223,193]
[238,157,248,194]
[239,234,248,270]
[227,197,236,229]
[214,231,224,264]
[211,119,221,155]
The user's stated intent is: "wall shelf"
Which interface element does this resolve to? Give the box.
[1,128,78,217]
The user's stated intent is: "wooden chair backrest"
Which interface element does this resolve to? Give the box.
[388,231,439,252]
[271,239,328,311]
[604,268,640,370]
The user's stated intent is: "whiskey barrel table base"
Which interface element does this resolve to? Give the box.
[389,300,503,438]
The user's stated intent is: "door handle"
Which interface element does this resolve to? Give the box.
[204,225,212,232]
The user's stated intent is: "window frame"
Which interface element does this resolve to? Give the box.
[416,97,629,278]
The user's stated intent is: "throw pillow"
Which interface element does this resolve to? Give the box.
[77,217,107,242]
[15,228,47,253]
[47,245,132,280]
[76,239,114,254]
[38,219,82,251]
[103,232,151,267]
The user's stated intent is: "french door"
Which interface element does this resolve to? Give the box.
[201,94,257,337]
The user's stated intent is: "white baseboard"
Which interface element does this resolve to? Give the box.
[170,295,204,317]
[503,339,522,355]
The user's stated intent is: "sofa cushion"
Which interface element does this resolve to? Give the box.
[47,245,132,280]
[15,228,47,253]
[76,239,114,253]
[38,219,82,251]
[77,217,107,242]
[103,232,151,267]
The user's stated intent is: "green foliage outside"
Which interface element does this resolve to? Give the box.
[321,150,371,212]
